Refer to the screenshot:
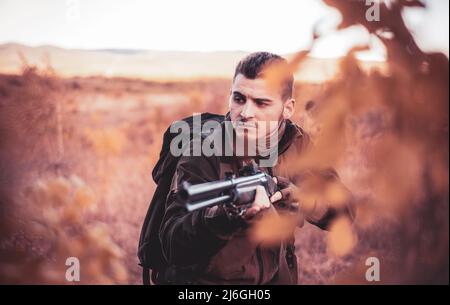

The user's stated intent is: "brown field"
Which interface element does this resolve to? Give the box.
[2,64,445,284]
[0,64,362,284]
[1,69,363,284]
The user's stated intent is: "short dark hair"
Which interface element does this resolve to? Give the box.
[233,52,294,100]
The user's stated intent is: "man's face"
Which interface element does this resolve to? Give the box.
[229,73,295,140]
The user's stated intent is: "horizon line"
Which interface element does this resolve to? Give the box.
[0,41,393,63]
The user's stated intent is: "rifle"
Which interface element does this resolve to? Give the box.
[178,164,278,216]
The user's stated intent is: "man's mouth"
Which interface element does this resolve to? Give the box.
[235,121,257,129]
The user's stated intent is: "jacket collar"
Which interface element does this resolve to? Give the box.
[220,112,304,165]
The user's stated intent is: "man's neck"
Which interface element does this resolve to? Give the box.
[235,119,287,164]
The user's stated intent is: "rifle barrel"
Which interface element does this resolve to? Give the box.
[186,194,232,212]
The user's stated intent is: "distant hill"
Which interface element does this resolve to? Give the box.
[0,43,385,82]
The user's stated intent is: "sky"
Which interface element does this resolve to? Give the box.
[0,0,448,59]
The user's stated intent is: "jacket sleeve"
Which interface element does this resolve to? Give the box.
[300,168,356,231]
[288,129,355,230]
[158,154,243,267]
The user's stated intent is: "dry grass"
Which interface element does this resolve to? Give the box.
[0,69,331,284]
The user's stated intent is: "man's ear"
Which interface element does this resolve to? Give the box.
[283,98,295,120]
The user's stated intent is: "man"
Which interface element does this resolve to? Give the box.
[153,52,354,284]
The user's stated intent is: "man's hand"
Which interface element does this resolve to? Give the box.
[242,185,272,220]
[270,176,300,211]
[270,174,353,229]
[242,177,300,221]
[270,176,304,227]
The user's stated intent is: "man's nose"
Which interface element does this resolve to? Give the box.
[240,100,256,119]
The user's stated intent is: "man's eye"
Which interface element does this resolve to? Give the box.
[255,100,267,107]
[233,96,245,103]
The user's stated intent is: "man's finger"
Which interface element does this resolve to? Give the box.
[244,205,264,220]
[275,176,291,188]
[271,188,296,204]
[280,188,293,202]
[270,191,282,203]
[246,206,260,215]
[254,185,271,209]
